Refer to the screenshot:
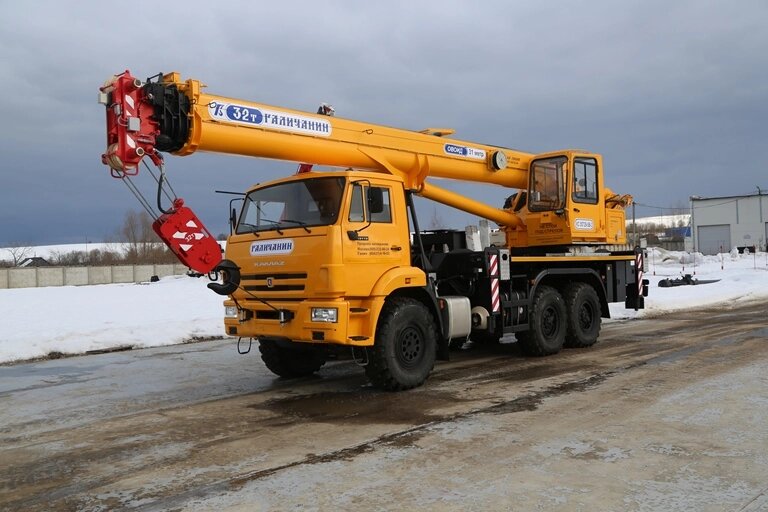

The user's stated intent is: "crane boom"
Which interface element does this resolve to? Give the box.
[100,71,531,191]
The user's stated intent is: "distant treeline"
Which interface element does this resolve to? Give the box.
[0,210,226,268]
[0,243,180,268]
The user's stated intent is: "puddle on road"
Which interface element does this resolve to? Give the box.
[254,389,470,426]
[484,371,615,416]
[466,360,593,385]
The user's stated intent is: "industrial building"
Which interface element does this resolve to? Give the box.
[691,193,767,255]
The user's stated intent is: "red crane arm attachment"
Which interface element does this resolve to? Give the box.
[99,71,222,273]
[100,70,163,174]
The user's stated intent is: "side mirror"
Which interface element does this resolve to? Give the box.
[230,207,237,233]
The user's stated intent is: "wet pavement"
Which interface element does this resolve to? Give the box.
[1,301,767,511]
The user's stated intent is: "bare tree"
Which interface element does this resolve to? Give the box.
[4,242,34,266]
[428,207,445,230]
[117,210,173,264]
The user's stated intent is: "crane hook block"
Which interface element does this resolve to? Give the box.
[152,203,223,274]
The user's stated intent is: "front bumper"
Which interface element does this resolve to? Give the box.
[223,298,383,347]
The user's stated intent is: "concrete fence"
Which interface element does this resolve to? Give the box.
[0,264,191,289]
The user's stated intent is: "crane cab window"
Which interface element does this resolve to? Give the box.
[529,156,566,211]
[349,183,392,223]
[572,157,598,204]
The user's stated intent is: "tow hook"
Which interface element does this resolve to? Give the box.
[207,259,241,295]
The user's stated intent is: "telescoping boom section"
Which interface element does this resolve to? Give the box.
[98,70,646,392]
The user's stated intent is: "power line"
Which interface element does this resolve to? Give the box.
[634,202,689,212]
[635,188,766,213]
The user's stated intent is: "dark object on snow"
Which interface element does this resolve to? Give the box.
[150,275,160,282]
[658,274,720,287]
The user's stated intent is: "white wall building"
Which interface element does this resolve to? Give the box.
[691,193,767,255]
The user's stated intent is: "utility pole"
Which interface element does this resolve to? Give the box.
[689,196,700,254]
[632,202,637,246]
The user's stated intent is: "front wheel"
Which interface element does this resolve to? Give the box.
[365,297,437,391]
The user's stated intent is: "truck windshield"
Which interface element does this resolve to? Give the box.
[237,177,346,234]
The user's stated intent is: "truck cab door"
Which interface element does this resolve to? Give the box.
[568,156,602,242]
[342,180,410,295]
[526,156,572,246]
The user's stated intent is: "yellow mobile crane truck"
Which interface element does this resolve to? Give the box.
[99,70,647,391]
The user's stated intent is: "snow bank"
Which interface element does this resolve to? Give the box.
[0,276,223,364]
[1,250,767,364]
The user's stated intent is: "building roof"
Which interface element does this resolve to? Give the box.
[19,257,51,267]
[691,192,765,202]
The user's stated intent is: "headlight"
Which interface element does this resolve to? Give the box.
[225,306,238,318]
[311,307,338,323]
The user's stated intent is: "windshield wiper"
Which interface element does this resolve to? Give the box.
[236,222,261,237]
[252,218,284,235]
[279,219,312,233]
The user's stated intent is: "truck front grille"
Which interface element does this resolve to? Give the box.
[240,272,307,294]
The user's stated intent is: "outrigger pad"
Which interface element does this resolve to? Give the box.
[658,274,720,288]
[152,204,222,274]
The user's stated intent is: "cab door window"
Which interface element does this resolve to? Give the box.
[572,157,598,204]
[348,183,392,223]
[529,156,566,211]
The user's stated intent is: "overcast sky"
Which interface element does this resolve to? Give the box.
[1,0,766,245]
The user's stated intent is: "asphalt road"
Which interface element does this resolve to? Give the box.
[2,301,767,511]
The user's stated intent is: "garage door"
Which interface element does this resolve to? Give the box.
[698,224,731,255]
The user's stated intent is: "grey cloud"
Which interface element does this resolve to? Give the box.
[0,0,766,245]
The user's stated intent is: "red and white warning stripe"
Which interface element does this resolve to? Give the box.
[489,253,500,312]
[636,250,644,295]
[123,89,137,150]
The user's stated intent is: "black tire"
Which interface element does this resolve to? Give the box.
[517,285,566,357]
[365,297,437,391]
[564,282,601,348]
[258,338,326,378]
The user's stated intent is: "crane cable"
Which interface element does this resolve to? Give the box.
[142,157,178,215]
[118,172,158,220]
[115,158,180,219]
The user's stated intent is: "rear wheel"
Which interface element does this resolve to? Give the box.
[365,297,437,391]
[517,285,566,356]
[258,338,326,378]
[564,282,601,348]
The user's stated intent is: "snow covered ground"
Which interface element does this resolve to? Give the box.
[1,243,119,261]
[1,248,767,365]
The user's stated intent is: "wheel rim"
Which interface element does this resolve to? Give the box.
[396,326,423,368]
[542,305,560,339]
[578,301,595,331]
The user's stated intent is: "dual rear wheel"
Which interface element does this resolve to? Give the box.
[517,283,601,356]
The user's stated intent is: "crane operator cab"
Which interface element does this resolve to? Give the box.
[505,152,626,249]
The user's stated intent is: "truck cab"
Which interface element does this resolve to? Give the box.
[223,171,424,348]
